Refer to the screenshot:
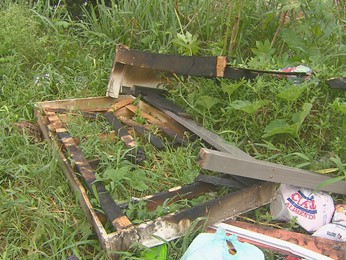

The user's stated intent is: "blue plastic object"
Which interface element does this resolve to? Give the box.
[181,228,264,260]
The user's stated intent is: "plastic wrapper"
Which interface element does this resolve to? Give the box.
[279,65,313,84]
[181,228,264,260]
[333,204,346,223]
[270,184,334,233]
[312,221,346,242]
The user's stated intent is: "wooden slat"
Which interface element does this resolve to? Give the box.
[119,181,218,211]
[104,111,146,163]
[108,98,134,112]
[35,96,132,111]
[45,111,132,230]
[124,104,188,147]
[118,116,165,150]
[165,182,276,225]
[198,148,346,194]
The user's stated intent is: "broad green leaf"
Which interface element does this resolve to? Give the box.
[332,99,346,115]
[141,244,167,260]
[230,99,268,114]
[277,85,306,102]
[281,29,307,53]
[130,169,149,191]
[292,103,312,124]
[131,179,149,191]
[195,95,219,110]
[262,119,298,138]
[251,39,275,56]
[54,20,70,29]
[104,166,131,183]
[221,81,243,95]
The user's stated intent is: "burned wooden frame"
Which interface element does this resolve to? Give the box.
[34,46,345,258]
[35,96,276,258]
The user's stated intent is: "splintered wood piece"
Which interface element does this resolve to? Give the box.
[108,98,134,112]
[45,110,132,230]
[198,148,346,194]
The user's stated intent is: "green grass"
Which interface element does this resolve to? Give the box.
[0,0,345,259]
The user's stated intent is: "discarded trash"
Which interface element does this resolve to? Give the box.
[270,184,334,232]
[333,204,346,223]
[217,220,344,259]
[312,222,346,242]
[35,96,276,258]
[312,204,346,242]
[181,227,264,260]
[279,65,313,84]
[326,76,346,89]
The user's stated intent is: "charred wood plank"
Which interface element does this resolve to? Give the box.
[106,182,276,254]
[195,174,245,189]
[162,110,258,186]
[108,98,134,112]
[164,182,276,225]
[125,105,189,147]
[119,181,218,211]
[104,111,146,163]
[118,116,165,150]
[198,148,346,195]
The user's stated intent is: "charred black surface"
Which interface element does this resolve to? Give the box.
[195,174,245,189]
[119,181,218,211]
[104,111,146,163]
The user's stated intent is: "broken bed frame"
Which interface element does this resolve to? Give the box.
[35,95,277,257]
[35,45,346,259]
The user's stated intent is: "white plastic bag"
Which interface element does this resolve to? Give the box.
[312,222,346,242]
[270,184,334,232]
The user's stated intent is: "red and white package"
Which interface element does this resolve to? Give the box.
[270,184,334,233]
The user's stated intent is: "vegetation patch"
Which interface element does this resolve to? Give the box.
[0,0,345,259]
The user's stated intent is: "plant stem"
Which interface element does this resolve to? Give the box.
[271,10,289,48]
